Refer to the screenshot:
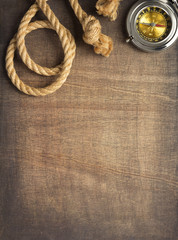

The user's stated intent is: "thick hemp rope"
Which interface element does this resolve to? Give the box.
[69,0,113,57]
[6,0,76,96]
[6,0,113,96]
[96,0,122,21]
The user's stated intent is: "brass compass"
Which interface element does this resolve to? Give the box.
[126,0,178,51]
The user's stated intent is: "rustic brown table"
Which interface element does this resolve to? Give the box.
[0,0,178,239]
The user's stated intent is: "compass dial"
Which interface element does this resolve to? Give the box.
[136,7,172,42]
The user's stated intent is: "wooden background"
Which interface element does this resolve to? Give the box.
[0,0,178,239]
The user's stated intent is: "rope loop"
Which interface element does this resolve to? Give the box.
[6,0,76,96]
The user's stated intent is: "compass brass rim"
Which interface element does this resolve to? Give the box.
[126,0,178,52]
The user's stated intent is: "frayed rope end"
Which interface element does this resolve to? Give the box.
[96,0,122,21]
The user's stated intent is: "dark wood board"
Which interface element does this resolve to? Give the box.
[0,0,178,239]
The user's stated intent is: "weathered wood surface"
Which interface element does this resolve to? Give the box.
[0,0,177,239]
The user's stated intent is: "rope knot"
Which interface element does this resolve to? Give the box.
[83,16,101,45]
[82,16,113,57]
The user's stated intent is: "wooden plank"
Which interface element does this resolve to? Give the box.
[0,0,177,239]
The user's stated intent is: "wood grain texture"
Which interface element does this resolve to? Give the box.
[0,0,178,240]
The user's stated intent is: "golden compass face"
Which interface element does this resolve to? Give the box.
[136,7,172,42]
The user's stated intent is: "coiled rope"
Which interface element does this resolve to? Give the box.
[6,0,113,96]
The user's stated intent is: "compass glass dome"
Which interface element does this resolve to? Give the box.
[136,6,172,42]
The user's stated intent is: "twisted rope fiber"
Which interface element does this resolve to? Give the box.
[6,0,113,96]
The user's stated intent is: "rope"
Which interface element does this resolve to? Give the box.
[6,0,76,96]
[69,0,113,57]
[96,0,122,21]
[6,0,113,97]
